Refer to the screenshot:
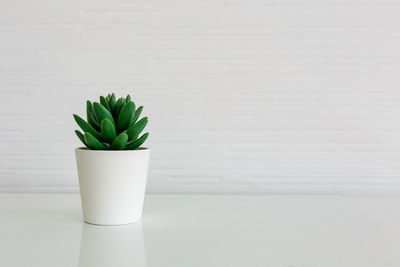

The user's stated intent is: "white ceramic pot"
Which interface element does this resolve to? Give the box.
[75,148,150,225]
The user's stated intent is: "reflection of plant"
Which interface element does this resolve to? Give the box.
[73,93,148,150]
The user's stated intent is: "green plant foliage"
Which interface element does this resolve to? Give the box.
[93,102,115,125]
[84,132,107,150]
[73,94,149,150]
[114,98,126,119]
[73,114,103,140]
[86,101,99,130]
[75,130,86,146]
[109,93,117,113]
[101,118,116,143]
[111,133,128,150]
[100,96,112,113]
[130,106,143,127]
[126,133,149,150]
[116,101,135,133]
[126,117,148,141]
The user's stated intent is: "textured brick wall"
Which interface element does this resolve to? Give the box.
[1,0,400,193]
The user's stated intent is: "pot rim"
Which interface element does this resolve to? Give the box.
[75,147,150,153]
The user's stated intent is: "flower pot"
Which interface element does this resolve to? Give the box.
[75,148,150,225]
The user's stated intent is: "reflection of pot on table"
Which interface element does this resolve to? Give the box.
[79,222,147,267]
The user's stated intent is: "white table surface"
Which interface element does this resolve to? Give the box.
[0,193,399,267]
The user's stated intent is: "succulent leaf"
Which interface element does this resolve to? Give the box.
[73,114,103,141]
[101,118,116,143]
[100,96,112,113]
[86,101,100,130]
[126,117,148,141]
[115,98,126,119]
[84,132,107,150]
[110,93,117,113]
[129,106,143,127]
[126,94,131,103]
[93,102,115,125]
[111,133,128,150]
[126,133,149,150]
[116,101,135,132]
[75,130,87,146]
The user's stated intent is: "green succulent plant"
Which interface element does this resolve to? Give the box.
[73,93,148,150]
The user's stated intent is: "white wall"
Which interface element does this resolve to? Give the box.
[1,0,400,194]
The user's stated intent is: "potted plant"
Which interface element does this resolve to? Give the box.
[73,93,150,225]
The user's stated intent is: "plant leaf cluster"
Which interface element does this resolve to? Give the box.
[73,93,148,150]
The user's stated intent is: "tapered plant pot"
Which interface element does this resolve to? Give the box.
[75,148,150,225]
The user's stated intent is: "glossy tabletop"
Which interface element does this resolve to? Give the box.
[0,193,399,267]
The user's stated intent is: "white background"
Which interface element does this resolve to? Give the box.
[1,0,400,194]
